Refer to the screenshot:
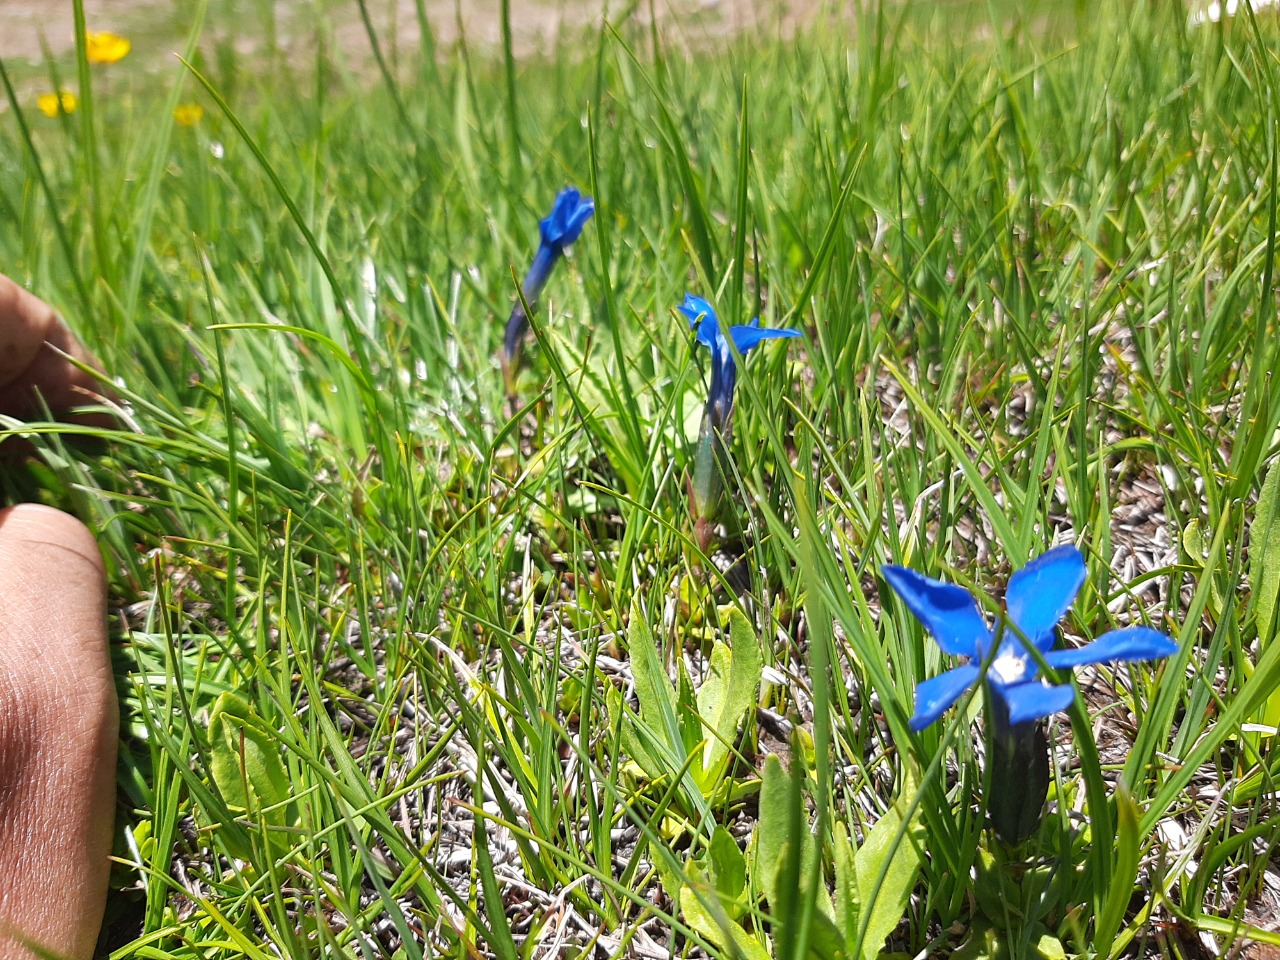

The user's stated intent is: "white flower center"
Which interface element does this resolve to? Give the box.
[990,648,1029,685]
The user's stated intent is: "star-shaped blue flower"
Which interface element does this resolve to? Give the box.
[677,294,800,428]
[882,545,1178,732]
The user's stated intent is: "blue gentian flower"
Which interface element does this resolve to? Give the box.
[679,294,800,550]
[677,293,801,431]
[882,545,1178,733]
[502,186,596,373]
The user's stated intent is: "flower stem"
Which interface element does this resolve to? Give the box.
[985,682,1050,845]
[690,408,729,551]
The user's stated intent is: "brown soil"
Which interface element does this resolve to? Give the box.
[0,0,827,68]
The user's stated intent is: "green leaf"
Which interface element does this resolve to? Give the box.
[832,822,861,958]
[753,755,837,947]
[951,922,1011,960]
[1094,780,1141,958]
[808,916,851,960]
[753,755,793,911]
[620,601,714,823]
[853,771,923,959]
[708,825,749,920]
[682,882,774,960]
[1032,929,1067,960]
[1182,519,1225,622]
[698,609,764,783]
[655,853,684,915]
[606,686,662,780]
[474,812,520,960]
[971,849,1012,923]
[696,640,732,746]
[207,691,292,855]
[628,599,683,758]
[1251,456,1280,642]
[678,659,705,759]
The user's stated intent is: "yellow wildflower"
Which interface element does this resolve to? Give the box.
[173,103,204,127]
[85,32,131,65]
[37,91,78,117]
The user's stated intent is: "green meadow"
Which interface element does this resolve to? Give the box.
[3,0,1280,956]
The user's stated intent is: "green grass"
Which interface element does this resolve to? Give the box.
[3,0,1280,956]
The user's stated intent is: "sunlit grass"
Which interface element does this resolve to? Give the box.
[2,0,1279,956]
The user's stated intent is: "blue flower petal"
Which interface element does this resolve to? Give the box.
[702,318,724,353]
[1006,545,1087,651]
[882,565,991,657]
[540,187,594,248]
[728,324,802,354]
[678,293,714,327]
[910,664,981,731]
[539,188,576,243]
[552,186,579,217]
[679,295,721,350]
[1043,626,1178,669]
[562,196,595,241]
[996,679,1077,725]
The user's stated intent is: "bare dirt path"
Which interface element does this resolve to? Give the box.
[0,0,824,67]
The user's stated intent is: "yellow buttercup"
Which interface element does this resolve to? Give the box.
[173,103,204,127]
[85,31,130,65]
[37,91,77,117]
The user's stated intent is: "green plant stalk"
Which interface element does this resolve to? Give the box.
[983,687,1051,846]
[690,409,727,551]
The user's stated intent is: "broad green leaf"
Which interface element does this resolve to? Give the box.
[753,756,835,931]
[677,659,704,759]
[207,691,292,855]
[627,599,683,757]
[753,755,793,910]
[1094,781,1141,958]
[616,603,715,823]
[1032,930,1067,960]
[1182,519,1225,621]
[655,854,684,915]
[1251,456,1280,643]
[833,822,861,957]
[696,640,733,750]
[763,847,846,960]
[853,772,923,959]
[809,916,851,960]
[606,686,662,780]
[699,610,764,782]
[971,849,1009,923]
[951,922,1010,960]
[708,825,748,920]
[682,882,774,960]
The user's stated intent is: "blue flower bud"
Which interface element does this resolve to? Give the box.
[502,187,595,383]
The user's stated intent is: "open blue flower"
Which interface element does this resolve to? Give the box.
[882,545,1178,732]
[679,294,800,549]
[677,294,800,429]
[502,187,595,368]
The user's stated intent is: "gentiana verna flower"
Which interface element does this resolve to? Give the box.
[678,294,800,432]
[501,187,595,379]
[680,294,800,549]
[882,545,1178,733]
[885,544,1179,843]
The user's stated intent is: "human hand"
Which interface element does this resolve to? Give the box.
[0,274,112,427]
